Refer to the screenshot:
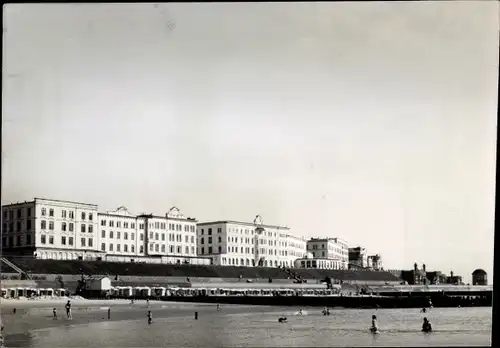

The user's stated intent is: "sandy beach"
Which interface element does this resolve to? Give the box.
[0,297,284,338]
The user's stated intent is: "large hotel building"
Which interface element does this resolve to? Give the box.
[2,197,365,270]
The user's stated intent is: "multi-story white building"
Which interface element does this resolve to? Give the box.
[2,199,208,265]
[197,218,306,268]
[98,206,205,265]
[1,198,103,260]
[306,237,349,270]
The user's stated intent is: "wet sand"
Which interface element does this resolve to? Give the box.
[1,299,285,336]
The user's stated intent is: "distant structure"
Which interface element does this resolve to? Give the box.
[389,263,463,285]
[348,247,368,268]
[368,254,383,271]
[472,269,487,285]
[196,218,306,268]
[304,237,349,270]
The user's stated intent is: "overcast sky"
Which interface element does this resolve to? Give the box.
[3,2,498,282]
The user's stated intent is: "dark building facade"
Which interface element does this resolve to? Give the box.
[472,269,487,285]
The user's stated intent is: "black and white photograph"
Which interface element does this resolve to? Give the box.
[1,2,497,347]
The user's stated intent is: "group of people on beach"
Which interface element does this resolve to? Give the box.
[52,300,73,321]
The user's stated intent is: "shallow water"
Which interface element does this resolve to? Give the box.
[5,306,492,347]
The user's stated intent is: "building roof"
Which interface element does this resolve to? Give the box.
[472,269,487,275]
[197,220,289,230]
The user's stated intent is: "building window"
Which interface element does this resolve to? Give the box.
[140,245,143,253]
[16,236,21,246]
[140,234,143,241]
[102,230,106,238]
[88,225,93,233]
[69,211,74,219]
[177,246,181,253]
[208,237,212,244]
[218,236,222,243]
[41,208,46,216]
[81,238,86,247]
[131,223,135,229]
[161,234,165,241]
[27,208,32,217]
[81,212,86,220]
[169,245,174,253]
[131,233,135,240]
[41,235,46,244]
[41,220,47,229]
[217,228,221,233]
[89,213,93,221]
[81,224,86,233]
[131,245,135,253]
[69,223,74,232]
[124,244,128,252]
[201,247,205,254]
[49,236,54,244]
[69,237,74,245]
[191,246,194,254]
[124,222,129,229]
[49,221,54,230]
[117,221,122,228]
[124,232,128,240]
[117,244,121,252]
[16,221,20,232]
[218,246,222,253]
[117,232,121,239]
[110,244,114,252]
[161,245,165,252]
[208,228,212,235]
[26,235,31,245]
[101,220,106,226]
[88,238,93,247]
[185,246,189,254]
[155,244,159,252]
[208,246,213,253]
[201,237,204,244]
[62,210,66,218]
[62,236,67,245]
[49,209,54,217]
[62,222,67,231]
[101,243,106,252]
[191,236,194,243]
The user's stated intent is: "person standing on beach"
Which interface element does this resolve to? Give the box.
[65,300,72,320]
[147,310,152,325]
[53,308,57,320]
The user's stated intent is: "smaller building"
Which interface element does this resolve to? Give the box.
[294,252,343,270]
[368,254,383,271]
[348,247,368,268]
[472,269,487,285]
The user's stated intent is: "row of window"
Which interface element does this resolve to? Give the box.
[41,208,93,221]
[40,221,94,233]
[220,257,289,268]
[100,230,196,244]
[3,207,33,220]
[101,243,196,255]
[3,220,32,233]
[39,235,94,248]
[100,220,196,233]
[2,235,32,247]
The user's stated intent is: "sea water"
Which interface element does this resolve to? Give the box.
[4,306,492,347]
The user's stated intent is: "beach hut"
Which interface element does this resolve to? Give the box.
[152,287,166,297]
[120,286,133,297]
[8,288,17,298]
[86,277,112,297]
[16,288,26,297]
[55,288,67,297]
